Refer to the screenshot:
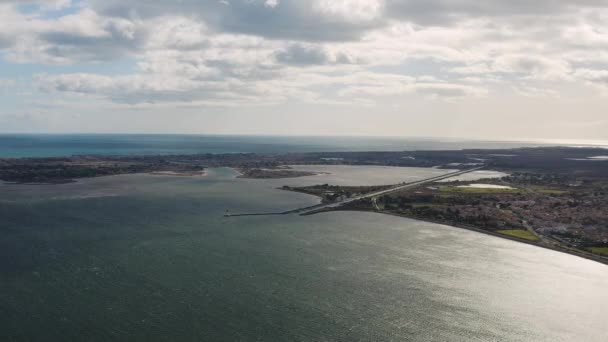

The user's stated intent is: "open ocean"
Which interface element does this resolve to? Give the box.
[0,134,569,158]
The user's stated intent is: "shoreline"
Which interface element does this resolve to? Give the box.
[235,167,326,179]
[148,170,207,177]
[2,170,208,185]
[318,206,608,266]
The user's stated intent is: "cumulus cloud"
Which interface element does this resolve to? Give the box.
[574,69,608,86]
[89,0,382,41]
[493,55,573,80]
[313,0,384,22]
[275,43,360,66]
[449,55,573,80]
[0,79,16,88]
[1,0,608,107]
[336,73,486,100]
[385,0,607,24]
[275,44,331,65]
[35,72,245,105]
[264,0,279,8]
[0,0,72,10]
[0,6,145,64]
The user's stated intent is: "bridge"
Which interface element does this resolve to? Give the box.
[224,166,485,217]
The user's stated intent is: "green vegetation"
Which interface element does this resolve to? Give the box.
[589,247,608,256]
[411,203,443,208]
[438,185,520,194]
[497,229,539,241]
[285,184,392,203]
[531,187,568,194]
[239,168,317,179]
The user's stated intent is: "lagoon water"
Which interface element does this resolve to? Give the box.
[1,166,607,341]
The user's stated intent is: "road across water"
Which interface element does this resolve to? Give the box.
[225,166,485,217]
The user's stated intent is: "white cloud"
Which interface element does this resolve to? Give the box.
[0,0,73,10]
[574,69,608,87]
[336,73,486,100]
[1,0,608,139]
[1,6,144,64]
[145,16,208,50]
[264,0,279,8]
[492,55,573,81]
[0,79,16,88]
[313,0,384,22]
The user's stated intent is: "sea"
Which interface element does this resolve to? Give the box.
[1,133,600,158]
[1,164,607,341]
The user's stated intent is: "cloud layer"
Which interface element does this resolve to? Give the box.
[1,0,607,138]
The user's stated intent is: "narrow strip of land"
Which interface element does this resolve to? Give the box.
[298,166,485,215]
[224,166,484,217]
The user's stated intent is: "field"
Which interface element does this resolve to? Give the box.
[532,188,568,194]
[438,185,521,194]
[496,229,540,241]
[589,247,608,256]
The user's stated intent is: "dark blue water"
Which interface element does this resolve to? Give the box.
[0,134,549,158]
[2,168,607,341]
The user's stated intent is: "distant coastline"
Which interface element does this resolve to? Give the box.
[5,133,607,159]
[149,170,207,177]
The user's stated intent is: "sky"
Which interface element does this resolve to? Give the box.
[0,0,607,140]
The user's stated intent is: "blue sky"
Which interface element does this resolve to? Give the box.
[0,0,607,140]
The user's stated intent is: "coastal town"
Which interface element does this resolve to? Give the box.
[284,170,608,263]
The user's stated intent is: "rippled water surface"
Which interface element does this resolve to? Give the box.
[1,166,606,341]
